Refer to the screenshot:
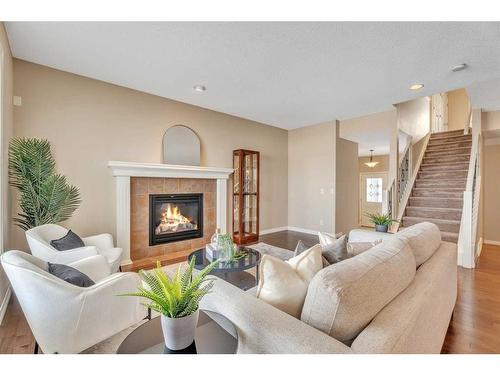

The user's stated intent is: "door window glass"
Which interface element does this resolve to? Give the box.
[366,178,382,203]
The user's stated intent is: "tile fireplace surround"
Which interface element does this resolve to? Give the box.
[108,162,233,266]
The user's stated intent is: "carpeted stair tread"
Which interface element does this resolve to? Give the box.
[411,188,463,198]
[428,136,472,145]
[400,129,470,241]
[406,206,462,221]
[409,196,463,209]
[420,162,469,171]
[441,231,459,243]
[423,155,470,164]
[424,147,472,157]
[402,216,461,233]
[426,142,472,152]
[419,170,468,179]
[430,130,468,139]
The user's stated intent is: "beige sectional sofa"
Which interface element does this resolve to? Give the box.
[200,222,457,353]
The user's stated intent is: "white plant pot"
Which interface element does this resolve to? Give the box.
[161,309,199,350]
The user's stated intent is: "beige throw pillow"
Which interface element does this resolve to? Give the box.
[256,244,323,318]
[294,240,330,267]
[347,239,383,257]
[318,232,349,264]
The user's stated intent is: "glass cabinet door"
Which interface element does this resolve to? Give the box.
[233,150,259,244]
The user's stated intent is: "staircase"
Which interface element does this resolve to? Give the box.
[401,129,472,243]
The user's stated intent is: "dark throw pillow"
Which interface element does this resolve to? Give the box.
[50,230,85,251]
[48,263,95,287]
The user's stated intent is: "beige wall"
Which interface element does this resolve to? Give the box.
[447,89,470,131]
[288,121,335,233]
[396,97,430,144]
[358,154,389,173]
[335,122,359,234]
[0,23,14,320]
[483,143,500,243]
[12,60,289,249]
[482,110,500,132]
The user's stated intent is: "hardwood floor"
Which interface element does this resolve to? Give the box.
[442,243,500,353]
[1,231,499,354]
[0,293,36,354]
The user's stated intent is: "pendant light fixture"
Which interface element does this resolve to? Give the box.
[365,150,379,168]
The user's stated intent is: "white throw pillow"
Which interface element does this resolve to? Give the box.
[256,244,323,318]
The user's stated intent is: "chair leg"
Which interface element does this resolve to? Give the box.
[34,341,39,354]
[119,265,122,272]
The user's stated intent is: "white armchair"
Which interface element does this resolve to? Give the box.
[1,250,147,354]
[26,224,123,272]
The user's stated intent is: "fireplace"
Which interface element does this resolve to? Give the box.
[149,193,203,246]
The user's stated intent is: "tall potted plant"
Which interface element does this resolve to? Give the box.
[121,257,220,351]
[365,212,398,233]
[8,138,81,230]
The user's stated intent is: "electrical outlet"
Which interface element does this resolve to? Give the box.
[320,188,325,194]
[320,219,324,226]
[13,96,22,107]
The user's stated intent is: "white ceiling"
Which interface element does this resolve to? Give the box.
[6,22,500,129]
[467,77,500,112]
[339,109,396,156]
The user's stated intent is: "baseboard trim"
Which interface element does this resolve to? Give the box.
[484,239,500,246]
[477,237,484,257]
[120,258,133,266]
[0,287,12,326]
[286,226,320,236]
[259,226,324,236]
[259,227,288,235]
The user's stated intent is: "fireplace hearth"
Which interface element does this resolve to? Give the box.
[149,193,203,246]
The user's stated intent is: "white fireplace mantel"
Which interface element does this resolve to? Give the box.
[108,161,233,265]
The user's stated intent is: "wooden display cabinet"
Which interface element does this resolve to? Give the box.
[232,149,259,244]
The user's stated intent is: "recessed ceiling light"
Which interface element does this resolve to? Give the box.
[451,63,468,72]
[409,83,424,91]
[193,85,206,92]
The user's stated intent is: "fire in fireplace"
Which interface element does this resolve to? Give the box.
[149,194,203,246]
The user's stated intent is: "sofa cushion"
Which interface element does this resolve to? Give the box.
[347,239,382,257]
[256,245,323,318]
[300,237,416,344]
[396,222,441,267]
[50,229,85,251]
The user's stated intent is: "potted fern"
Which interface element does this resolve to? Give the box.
[8,138,81,230]
[121,257,220,351]
[365,212,398,233]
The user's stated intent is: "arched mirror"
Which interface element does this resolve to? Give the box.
[162,125,201,166]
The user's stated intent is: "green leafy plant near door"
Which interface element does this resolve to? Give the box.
[8,138,82,230]
[365,212,398,232]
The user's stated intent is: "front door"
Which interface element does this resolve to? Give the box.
[359,172,388,227]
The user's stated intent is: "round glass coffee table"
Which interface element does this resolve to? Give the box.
[188,247,261,290]
[117,310,238,354]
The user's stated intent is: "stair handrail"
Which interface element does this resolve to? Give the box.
[395,132,431,228]
[457,110,481,268]
[384,136,412,227]
[397,138,412,203]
